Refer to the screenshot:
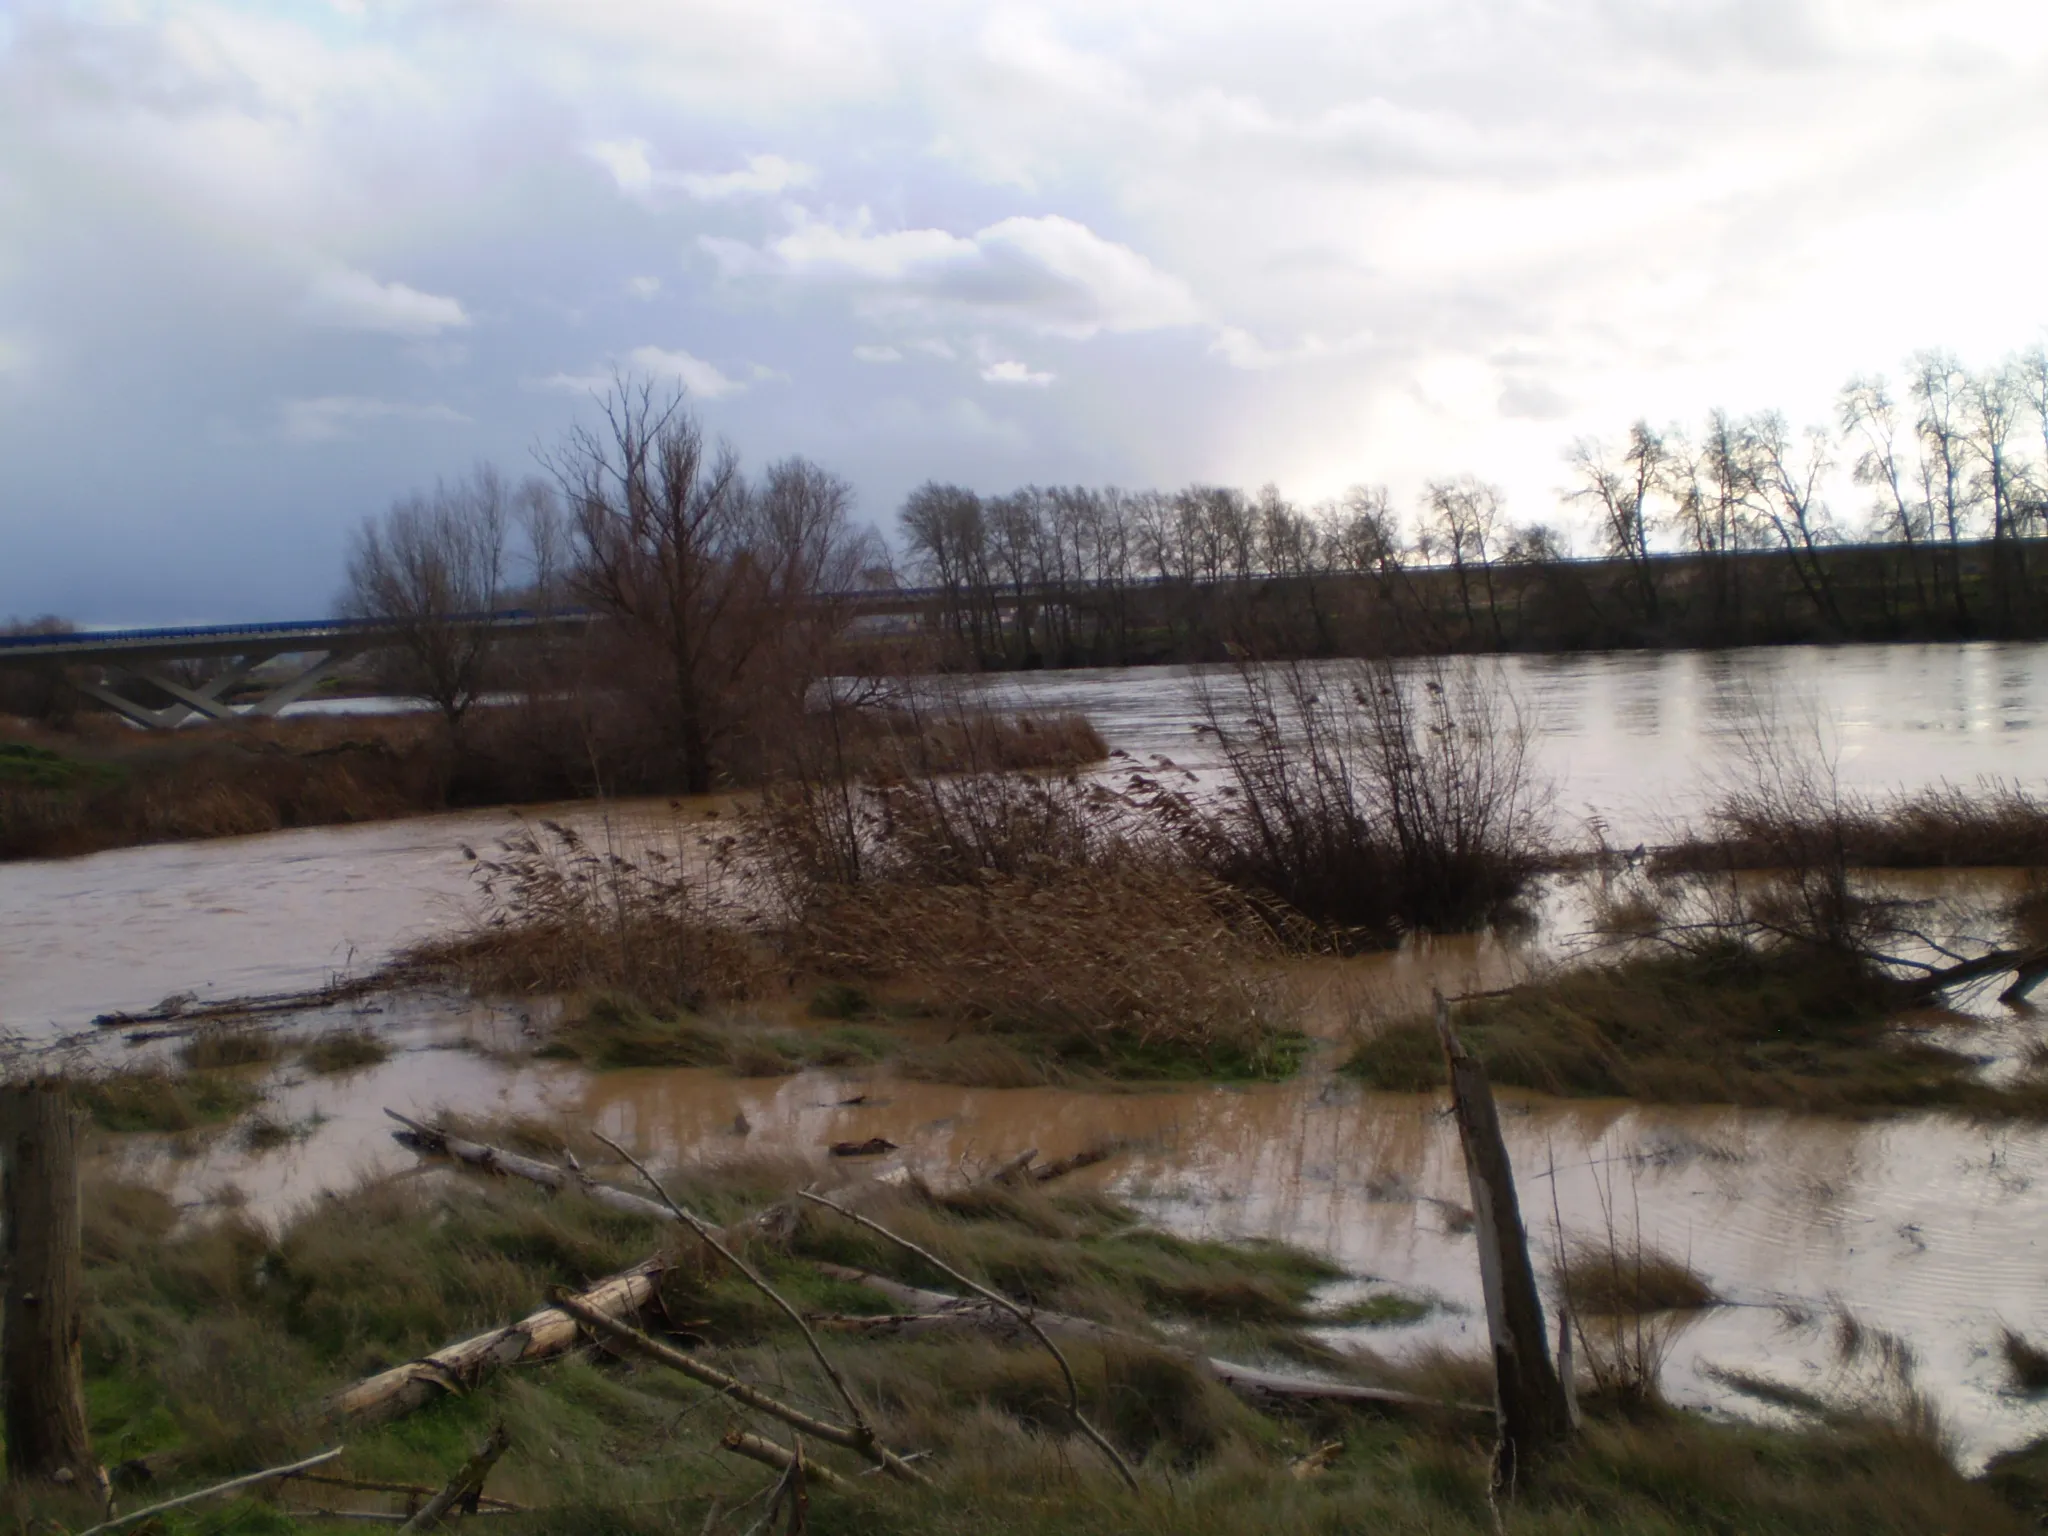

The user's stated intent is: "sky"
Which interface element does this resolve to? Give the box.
[2,0,2046,625]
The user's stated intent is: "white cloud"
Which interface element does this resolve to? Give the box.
[629,345,748,397]
[627,275,662,299]
[281,395,468,441]
[303,267,469,337]
[980,359,1053,386]
[585,137,656,195]
[586,142,813,202]
[707,211,1203,340]
[852,344,902,363]
[0,337,29,376]
[678,154,814,199]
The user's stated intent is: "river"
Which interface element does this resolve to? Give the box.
[9,639,2048,1467]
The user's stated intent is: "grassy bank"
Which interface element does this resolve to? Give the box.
[0,705,1105,861]
[1345,944,2048,1116]
[17,1132,2031,1536]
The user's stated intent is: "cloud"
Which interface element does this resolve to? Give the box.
[586,141,813,201]
[585,137,656,195]
[852,344,901,362]
[628,345,749,397]
[706,212,1203,339]
[980,359,1053,386]
[303,267,469,337]
[626,275,661,299]
[281,395,469,442]
[678,154,814,199]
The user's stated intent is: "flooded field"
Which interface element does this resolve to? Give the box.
[10,638,2048,1471]
[115,998,2048,1470]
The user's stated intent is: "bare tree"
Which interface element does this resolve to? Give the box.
[1567,421,1667,624]
[1910,349,1977,627]
[1839,375,1932,615]
[343,464,517,728]
[1421,476,1508,646]
[547,379,753,794]
[1966,360,2031,626]
[1741,412,1844,631]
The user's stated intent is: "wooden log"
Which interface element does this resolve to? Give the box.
[398,1425,509,1532]
[1434,996,1573,1491]
[811,1266,1480,1417]
[1,1080,96,1488]
[325,1260,666,1425]
[384,1111,677,1225]
[719,1430,851,1491]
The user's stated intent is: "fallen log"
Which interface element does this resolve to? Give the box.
[719,1430,851,1492]
[95,977,389,1031]
[384,1111,677,1224]
[326,1260,666,1425]
[290,1472,521,1511]
[1897,944,2048,1001]
[812,1265,1480,1417]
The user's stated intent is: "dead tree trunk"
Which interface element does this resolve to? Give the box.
[2,1080,96,1488]
[1433,997,1573,1491]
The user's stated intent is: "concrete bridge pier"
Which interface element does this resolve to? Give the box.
[73,647,364,730]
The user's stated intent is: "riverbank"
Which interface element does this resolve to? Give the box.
[0,705,1106,862]
[21,1104,2038,1536]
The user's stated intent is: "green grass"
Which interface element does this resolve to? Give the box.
[0,739,119,790]
[1320,1292,1436,1327]
[74,1068,262,1133]
[23,1138,2032,1536]
[299,1028,392,1074]
[1343,944,2027,1115]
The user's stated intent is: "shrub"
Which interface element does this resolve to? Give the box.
[1145,658,1548,944]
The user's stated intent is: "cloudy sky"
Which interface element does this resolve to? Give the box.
[2,0,2045,624]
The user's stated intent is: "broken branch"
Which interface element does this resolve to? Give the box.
[798,1189,1141,1493]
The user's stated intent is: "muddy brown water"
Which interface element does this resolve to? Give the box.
[11,640,2048,1467]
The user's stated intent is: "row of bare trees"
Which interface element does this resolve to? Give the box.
[344,376,881,794]
[899,343,2048,664]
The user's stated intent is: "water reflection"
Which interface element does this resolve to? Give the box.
[122,1033,2048,1470]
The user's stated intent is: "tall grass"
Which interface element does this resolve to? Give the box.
[406,817,762,1009]
[1148,658,1548,945]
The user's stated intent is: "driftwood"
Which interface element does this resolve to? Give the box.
[1892,943,2048,1003]
[327,1260,667,1424]
[74,1448,343,1536]
[719,1430,851,1491]
[591,1130,893,1468]
[552,1292,924,1484]
[982,1144,1123,1188]
[398,1425,509,1532]
[385,1111,677,1224]
[799,1190,1140,1492]
[814,1265,1480,1417]
[1434,995,1574,1491]
[95,977,388,1031]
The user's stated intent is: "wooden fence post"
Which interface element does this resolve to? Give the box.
[2,1079,96,1487]
[1434,996,1574,1492]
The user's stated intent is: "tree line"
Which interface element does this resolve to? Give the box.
[894,344,2048,665]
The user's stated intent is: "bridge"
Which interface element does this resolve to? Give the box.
[0,611,589,729]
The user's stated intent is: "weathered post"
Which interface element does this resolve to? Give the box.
[1433,995,1574,1492]
[2,1079,97,1487]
